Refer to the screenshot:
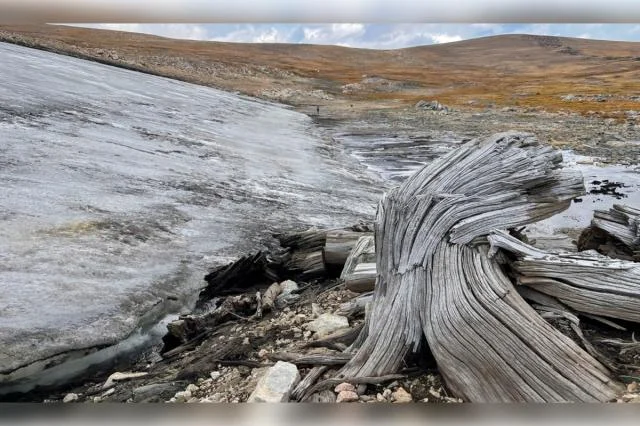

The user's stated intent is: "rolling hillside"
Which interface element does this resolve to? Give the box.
[1,24,639,117]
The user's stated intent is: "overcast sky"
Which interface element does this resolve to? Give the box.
[74,24,640,49]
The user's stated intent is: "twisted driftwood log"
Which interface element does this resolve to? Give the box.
[489,230,640,323]
[338,132,623,402]
[592,205,640,252]
[579,205,640,261]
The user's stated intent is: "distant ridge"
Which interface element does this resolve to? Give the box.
[1,25,639,117]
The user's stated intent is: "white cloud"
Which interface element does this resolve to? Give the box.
[299,23,366,46]
[252,27,285,43]
[67,23,640,49]
[430,34,463,44]
[330,23,366,38]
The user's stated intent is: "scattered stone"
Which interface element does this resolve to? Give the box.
[359,395,374,402]
[382,388,392,399]
[628,382,639,393]
[622,393,640,402]
[311,303,323,318]
[415,100,449,112]
[247,361,300,403]
[276,280,300,308]
[356,384,367,395]
[102,371,149,389]
[304,313,350,338]
[62,393,78,403]
[336,390,359,403]
[173,390,192,402]
[392,387,413,403]
[429,389,442,399]
[186,384,199,393]
[334,382,356,393]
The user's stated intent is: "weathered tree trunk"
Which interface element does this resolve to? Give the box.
[489,230,640,323]
[592,204,640,251]
[340,235,376,292]
[338,132,623,402]
[579,205,640,261]
[274,228,328,279]
[324,230,371,266]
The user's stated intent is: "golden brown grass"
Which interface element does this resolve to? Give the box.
[1,25,639,117]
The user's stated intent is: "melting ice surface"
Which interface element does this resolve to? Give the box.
[527,151,640,236]
[331,130,640,243]
[0,42,379,381]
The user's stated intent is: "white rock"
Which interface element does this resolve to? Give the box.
[392,387,413,403]
[276,280,300,308]
[174,390,192,402]
[210,371,221,380]
[304,313,349,338]
[334,382,356,393]
[186,384,199,393]
[247,361,300,403]
[102,371,148,389]
[63,393,79,403]
[336,390,359,403]
[279,280,299,294]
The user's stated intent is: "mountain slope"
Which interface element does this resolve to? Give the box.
[1,25,639,117]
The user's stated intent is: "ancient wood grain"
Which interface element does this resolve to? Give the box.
[338,132,622,402]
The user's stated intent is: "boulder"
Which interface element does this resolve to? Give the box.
[336,390,359,403]
[275,280,300,308]
[247,361,300,403]
[62,393,78,403]
[304,313,350,338]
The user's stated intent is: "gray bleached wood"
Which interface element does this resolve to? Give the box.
[338,132,622,402]
[489,230,640,323]
[592,204,640,255]
[340,235,377,292]
[324,230,371,266]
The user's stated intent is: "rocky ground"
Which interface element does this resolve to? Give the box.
[299,102,640,166]
[29,280,453,404]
